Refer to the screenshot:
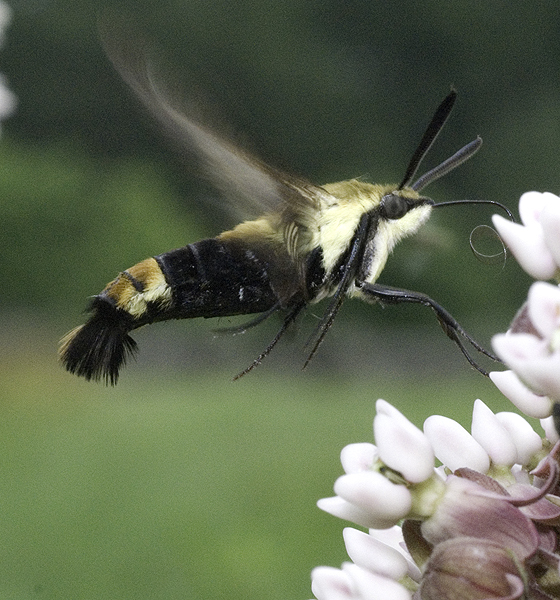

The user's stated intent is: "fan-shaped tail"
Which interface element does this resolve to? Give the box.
[59,301,137,385]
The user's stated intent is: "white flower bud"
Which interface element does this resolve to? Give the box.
[527,281,560,341]
[540,415,560,443]
[494,411,542,465]
[340,443,378,474]
[492,214,556,280]
[311,566,354,600]
[541,199,560,269]
[374,400,434,483]
[424,415,490,473]
[489,370,552,418]
[334,472,412,528]
[471,400,518,466]
[342,563,411,600]
[343,527,408,580]
[317,496,385,530]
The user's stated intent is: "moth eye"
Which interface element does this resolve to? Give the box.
[380,193,410,220]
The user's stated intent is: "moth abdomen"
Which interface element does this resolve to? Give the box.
[156,238,284,319]
[60,235,297,384]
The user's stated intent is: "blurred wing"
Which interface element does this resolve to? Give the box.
[103,36,324,221]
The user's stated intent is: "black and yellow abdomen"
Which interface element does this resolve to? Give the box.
[157,239,284,320]
[59,236,291,384]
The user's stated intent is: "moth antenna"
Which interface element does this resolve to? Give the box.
[412,137,482,191]
[398,89,457,190]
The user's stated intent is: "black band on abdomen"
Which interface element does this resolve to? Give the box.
[155,238,280,319]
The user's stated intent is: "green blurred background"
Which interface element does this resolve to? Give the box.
[0,0,557,598]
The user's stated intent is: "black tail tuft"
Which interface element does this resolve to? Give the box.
[59,300,138,385]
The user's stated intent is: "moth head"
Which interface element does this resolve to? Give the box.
[380,187,433,223]
[370,186,434,271]
[387,91,513,230]
[376,185,434,245]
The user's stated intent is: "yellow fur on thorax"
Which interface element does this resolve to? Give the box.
[218,180,432,301]
[218,216,285,246]
[318,180,427,275]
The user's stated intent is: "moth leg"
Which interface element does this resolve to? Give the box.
[212,302,282,335]
[355,280,501,376]
[233,300,306,380]
[302,285,348,370]
[303,213,371,369]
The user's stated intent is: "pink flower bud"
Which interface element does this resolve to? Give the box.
[420,538,525,600]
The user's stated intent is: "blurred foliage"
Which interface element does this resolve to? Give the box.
[0,138,206,316]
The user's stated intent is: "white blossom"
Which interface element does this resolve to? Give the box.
[489,370,552,418]
[0,2,15,134]
[492,191,560,280]
[424,414,490,472]
[373,400,434,483]
[310,398,559,600]
[471,399,519,466]
[311,192,560,600]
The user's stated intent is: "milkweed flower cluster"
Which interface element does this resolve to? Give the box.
[491,191,560,432]
[311,400,560,600]
[309,192,560,600]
